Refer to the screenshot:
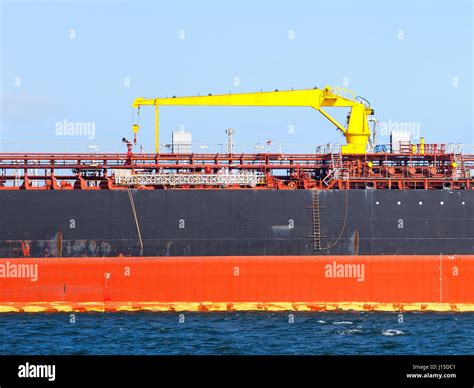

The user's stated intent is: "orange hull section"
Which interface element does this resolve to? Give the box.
[0,255,473,312]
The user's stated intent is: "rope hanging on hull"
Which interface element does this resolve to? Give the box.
[127,187,144,252]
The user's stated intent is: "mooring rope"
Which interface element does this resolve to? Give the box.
[320,188,349,250]
[127,187,144,251]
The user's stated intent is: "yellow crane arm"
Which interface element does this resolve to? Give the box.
[132,86,374,154]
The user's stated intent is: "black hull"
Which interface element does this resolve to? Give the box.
[0,190,473,258]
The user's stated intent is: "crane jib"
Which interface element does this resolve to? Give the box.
[131,86,374,154]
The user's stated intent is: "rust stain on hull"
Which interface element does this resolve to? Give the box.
[0,302,473,313]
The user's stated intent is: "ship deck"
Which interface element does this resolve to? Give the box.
[0,148,473,190]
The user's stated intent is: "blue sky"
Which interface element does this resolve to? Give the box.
[0,0,472,153]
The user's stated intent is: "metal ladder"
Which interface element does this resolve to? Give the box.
[312,190,321,250]
[323,152,345,186]
[453,153,465,179]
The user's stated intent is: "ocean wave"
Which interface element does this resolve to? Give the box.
[339,329,362,335]
[382,329,405,336]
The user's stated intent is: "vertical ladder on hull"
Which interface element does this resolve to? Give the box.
[312,190,321,250]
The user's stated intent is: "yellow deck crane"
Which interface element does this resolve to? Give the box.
[131,86,374,154]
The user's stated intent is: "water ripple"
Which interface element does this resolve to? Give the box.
[0,312,472,355]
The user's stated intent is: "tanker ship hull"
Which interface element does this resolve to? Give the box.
[0,190,473,312]
[0,190,472,258]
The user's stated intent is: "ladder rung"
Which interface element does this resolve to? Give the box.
[312,190,321,251]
